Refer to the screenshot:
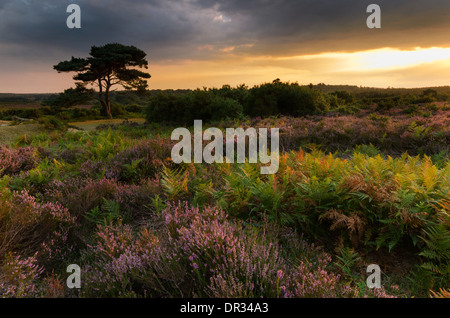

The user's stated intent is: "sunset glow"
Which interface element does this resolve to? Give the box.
[147,46,450,90]
[1,1,450,92]
[353,47,450,70]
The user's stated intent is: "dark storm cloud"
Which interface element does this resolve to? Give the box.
[1,0,450,67]
[0,0,202,60]
[191,0,450,54]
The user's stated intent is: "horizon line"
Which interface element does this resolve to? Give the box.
[2,83,450,95]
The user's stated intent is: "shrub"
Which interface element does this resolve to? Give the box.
[38,116,67,131]
[329,91,355,105]
[45,176,160,224]
[111,104,125,117]
[44,178,120,218]
[42,85,94,109]
[0,146,38,177]
[146,90,243,125]
[145,92,185,124]
[0,190,76,266]
[80,202,361,298]
[0,253,44,298]
[104,137,173,182]
[125,104,144,113]
[245,79,329,117]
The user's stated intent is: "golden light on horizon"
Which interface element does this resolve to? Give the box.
[274,47,450,71]
[353,47,450,70]
[146,47,450,90]
[7,46,449,93]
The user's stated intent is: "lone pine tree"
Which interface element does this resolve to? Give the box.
[54,43,151,118]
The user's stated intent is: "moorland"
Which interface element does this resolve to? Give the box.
[0,81,449,298]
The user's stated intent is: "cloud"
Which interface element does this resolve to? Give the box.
[1,0,450,92]
[2,0,448,62]
[193,0,450,55]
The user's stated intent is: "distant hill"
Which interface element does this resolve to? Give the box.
[0,93,55,105]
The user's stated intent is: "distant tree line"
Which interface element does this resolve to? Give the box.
[145,79,450,125]
[146,79,336,125]
[2,79,448,123]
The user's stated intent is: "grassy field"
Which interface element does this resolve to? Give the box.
[0,123,41,145]
[69,118,146,131]
[0,118,147,146]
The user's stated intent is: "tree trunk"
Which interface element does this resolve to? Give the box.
[98,78,113,119]
[105,85,112,119]
[106,101,112,119]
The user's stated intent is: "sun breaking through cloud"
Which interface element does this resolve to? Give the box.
[0,0,450,92]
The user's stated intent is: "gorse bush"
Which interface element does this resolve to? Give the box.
[43,85,94,110]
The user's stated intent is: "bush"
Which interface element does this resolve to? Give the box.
[42,85,94,110]
[57,108,101,121]
[0,146,38,177]
[146,90,243,125]
[329,91,355,105]
[146,81,333,123]
[145,92,185,124]
[38,116,67,131]
[0,108,43,120]
[80,202,361,298]
[245,79,329,117]
[111,104,125,117]
[125,104,144,113]
[0,190,76,265]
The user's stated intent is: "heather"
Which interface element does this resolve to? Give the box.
[228,107,450,157]
[79,203,361,298]
[0,146,38,177]
[0,95,449,298]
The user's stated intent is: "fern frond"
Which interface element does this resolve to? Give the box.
[319,209,366,248]
[161,166,189,200]
[430,288,450,298]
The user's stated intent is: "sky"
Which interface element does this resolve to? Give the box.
[1,0,450,93]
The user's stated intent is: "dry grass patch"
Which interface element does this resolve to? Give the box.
[69,118,146,131]
[0,124,41,145]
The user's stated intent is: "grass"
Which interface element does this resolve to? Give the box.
[69,118,146,132]
[0,123,41,146]
[0,118,147,147]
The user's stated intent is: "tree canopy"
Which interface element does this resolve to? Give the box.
[54,43,151,118]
